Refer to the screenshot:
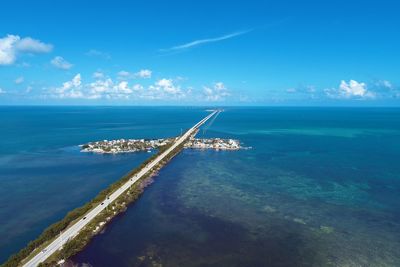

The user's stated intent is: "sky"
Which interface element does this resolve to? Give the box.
[0,0,399,106]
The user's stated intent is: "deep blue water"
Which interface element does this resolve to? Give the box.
[1,107,400,266]
[0,106,205,263]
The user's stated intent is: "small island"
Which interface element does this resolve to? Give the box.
[80,138,173,154]
[184,138,241,150]
[80,137,242,154]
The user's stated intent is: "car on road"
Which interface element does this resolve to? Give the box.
[83,216,87,220]
[101,202,104,205]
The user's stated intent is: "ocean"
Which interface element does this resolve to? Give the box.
[1,107,400,266]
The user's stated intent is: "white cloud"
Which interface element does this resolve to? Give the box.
[306,85,316,93]
[0,35,18,64]
[214,82,226,91]
[71,74,81,87]
[117,69,152,79]
[141,78,188,100]
[52,74,83,98]
[85,49,111,59]
[161,30,252,52]
[46,73,228,102]
[88,78,113,94]
[326,80,375,99]
[117,70,131,79]
[118,70,130,77]
[15,76,24,84]
[0,87,5,94]
[135,69,152,79]
[370,80,400,99]
[133,84,143,91]
[15,37,52,53]
[175,76,187,82]
[155,78,182,94]
[339,80,367,97]
[51,56,73,70]
[285,85,316,98]
[50,75,137,99]
[116,81,133,94]
[92,71,104,79]
[90,79,135,99]
[381,80,393,89]
[55,76,185,100]
[0,34,52,65]
[203,82,230,101]
[375,80,393,90]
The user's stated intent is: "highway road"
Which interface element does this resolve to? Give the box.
[23,110,218,267]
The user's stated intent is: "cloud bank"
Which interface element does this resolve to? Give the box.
[47,73,231,102]
[286,79,399,102]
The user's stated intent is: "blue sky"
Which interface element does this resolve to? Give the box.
[0,0,399,105]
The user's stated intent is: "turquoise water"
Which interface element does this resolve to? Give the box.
[1,107,400,266]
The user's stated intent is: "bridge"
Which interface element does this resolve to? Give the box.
[23,110,219,266]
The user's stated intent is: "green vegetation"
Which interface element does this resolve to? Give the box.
[2,141,183,267]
